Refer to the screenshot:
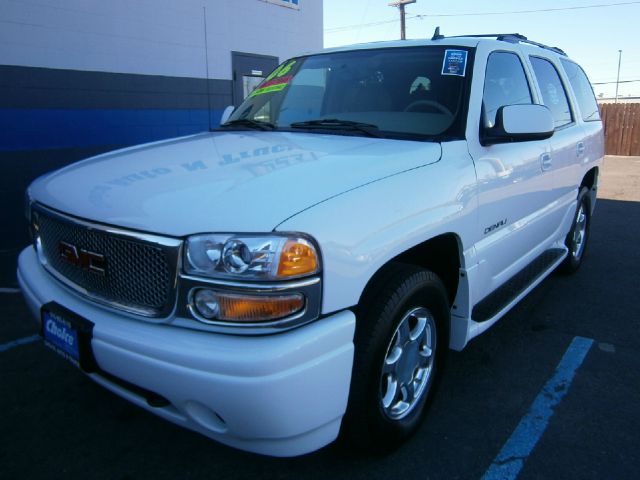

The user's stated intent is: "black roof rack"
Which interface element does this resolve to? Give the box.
[430,27,567,56]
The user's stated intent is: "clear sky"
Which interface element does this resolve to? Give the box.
[323,0,640,98]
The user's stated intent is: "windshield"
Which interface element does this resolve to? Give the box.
[225,46,472,140]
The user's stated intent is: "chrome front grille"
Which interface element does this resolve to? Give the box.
[33,205,182,317]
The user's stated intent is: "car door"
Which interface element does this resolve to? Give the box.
[558,58,606,199]
[526,54,583,233]
[231,52,279,106]
[467,45,556,303]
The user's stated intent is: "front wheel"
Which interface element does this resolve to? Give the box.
[341,264,449,451]
[558,186,591,274]
[380,306,437,421]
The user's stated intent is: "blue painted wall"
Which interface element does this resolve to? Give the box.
[0,65,233,270]
[0,108,222,151]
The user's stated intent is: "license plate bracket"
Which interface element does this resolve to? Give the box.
[41,302,97,372]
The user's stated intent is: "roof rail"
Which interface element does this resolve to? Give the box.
[430,27,567,56]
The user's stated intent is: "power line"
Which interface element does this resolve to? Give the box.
[356,0,373,42]
[412,1,640,18]
[592,79,640,85]
[326,17,397,33]
[325,1,640,33]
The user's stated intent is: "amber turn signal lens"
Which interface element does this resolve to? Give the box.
[193,289,305,323]
[277,240,318,278]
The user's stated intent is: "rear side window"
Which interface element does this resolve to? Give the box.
[530,57,572,128]
[483,52,532,128]
[561,59,601,122]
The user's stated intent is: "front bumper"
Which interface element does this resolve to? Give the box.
[18,247,355,457]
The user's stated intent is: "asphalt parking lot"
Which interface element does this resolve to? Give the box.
[1,156,639,480]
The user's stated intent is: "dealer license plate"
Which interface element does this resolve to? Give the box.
[41,304,94,369]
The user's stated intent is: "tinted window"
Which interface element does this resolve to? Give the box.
[561,59,601,121]
[530,57,572,128]
[483,52,532,128]
[277,67,328,125]
[227,46,472,140]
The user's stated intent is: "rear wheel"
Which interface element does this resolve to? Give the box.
[558,186,591,274]
[341,264,449,451]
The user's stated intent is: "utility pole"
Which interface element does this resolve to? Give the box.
[388,0,416,40]
[615,49,622,103]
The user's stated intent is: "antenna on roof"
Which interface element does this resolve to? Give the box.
[432,26,444,40]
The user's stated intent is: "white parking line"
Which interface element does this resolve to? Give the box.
[482,336,594,480]
[0,288,21,293]
[0,334,40,353]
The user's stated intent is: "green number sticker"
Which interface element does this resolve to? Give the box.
[264,60,297,82]
[249,60,297,98]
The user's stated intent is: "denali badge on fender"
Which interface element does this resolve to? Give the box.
[58,241,107,276]
[484,218,508,235]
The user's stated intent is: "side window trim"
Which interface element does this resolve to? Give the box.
[528,55,575,129]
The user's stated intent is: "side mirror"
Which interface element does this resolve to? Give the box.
[220,105,235,125]
[482,104,554,145]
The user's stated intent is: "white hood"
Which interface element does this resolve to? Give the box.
[30,131,442,236]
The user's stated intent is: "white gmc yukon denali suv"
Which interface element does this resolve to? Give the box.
[19,33,604,456]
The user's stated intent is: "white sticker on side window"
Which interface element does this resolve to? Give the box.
[442,49,468,77]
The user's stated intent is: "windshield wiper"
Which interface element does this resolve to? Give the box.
[290,119,382,137]
[218,119,276,131]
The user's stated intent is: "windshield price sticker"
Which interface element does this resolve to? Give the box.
[442,49,468,77]
[249,75,293,98]
[250,60,297,98]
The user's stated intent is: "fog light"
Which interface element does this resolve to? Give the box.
[194,290,220,319]
[191,289,304,323]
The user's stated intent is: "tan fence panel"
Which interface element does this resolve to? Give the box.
[600,103,640,156]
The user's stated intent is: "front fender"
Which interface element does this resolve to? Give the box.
[276,141,478,314]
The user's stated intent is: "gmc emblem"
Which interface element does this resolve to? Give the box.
[59,241,107,276]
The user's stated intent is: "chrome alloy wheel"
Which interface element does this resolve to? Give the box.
[379,306,436,420]
[571,204,588,259]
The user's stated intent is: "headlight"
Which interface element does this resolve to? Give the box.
[184,234,320,280]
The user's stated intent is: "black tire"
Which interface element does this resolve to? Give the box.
[558,186,591,274]
[341,263,449,452]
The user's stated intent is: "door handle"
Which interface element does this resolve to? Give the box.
[541,153,553,171]
[576,142,586,157]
